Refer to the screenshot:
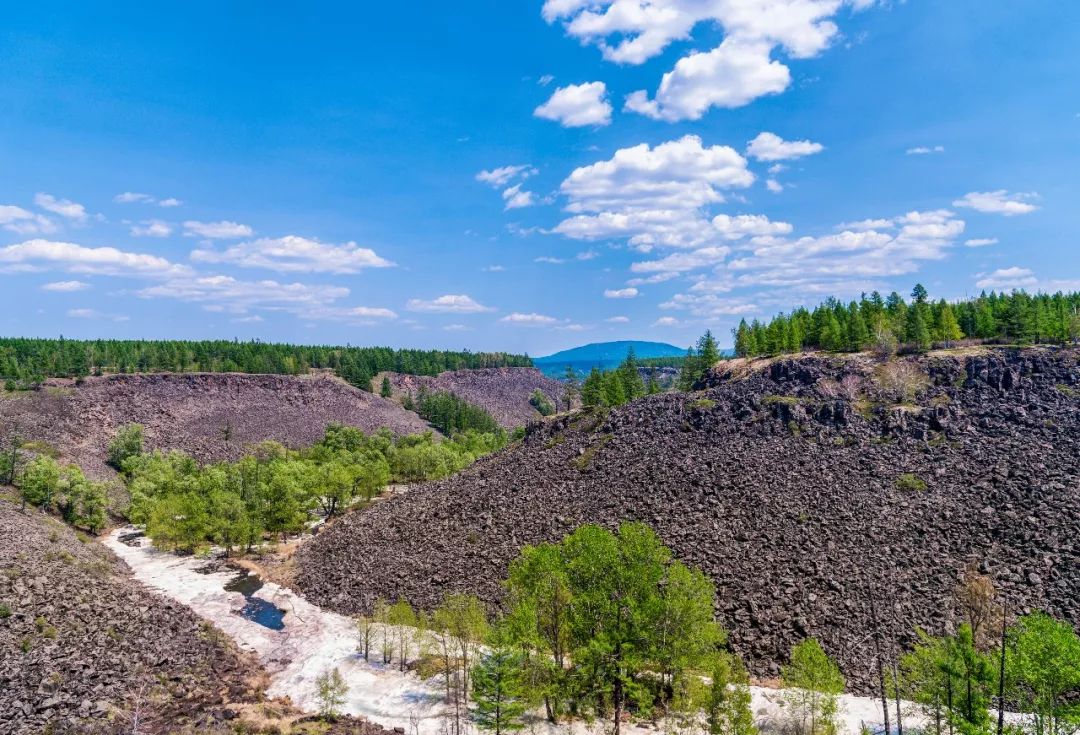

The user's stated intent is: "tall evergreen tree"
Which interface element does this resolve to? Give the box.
[472,642,528,735]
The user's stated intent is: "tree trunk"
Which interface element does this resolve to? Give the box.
[997,603,1007,735]
[892,661,904,735]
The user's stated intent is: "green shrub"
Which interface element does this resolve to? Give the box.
[107,424,144,470]
[896,473,927,492]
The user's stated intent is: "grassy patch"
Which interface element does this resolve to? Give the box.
[853,398,877,420]
[930,393,952,407]
[0,603,11,619]
[573,435,613,471]
[1056,384,1078,398]
[22,439,60,459]
[544,433,566,449]
[690,398,717,410]
[895,473,927,492]
[762,394,800,406]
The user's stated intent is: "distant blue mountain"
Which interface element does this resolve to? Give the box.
[533,340,688,378]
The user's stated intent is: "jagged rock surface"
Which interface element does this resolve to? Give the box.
[297,348,1080,692]
[0,499,265,734]
[380,367,572,429]
[0,372,430,477]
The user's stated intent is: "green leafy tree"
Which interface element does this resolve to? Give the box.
[107,424,144,470]
[530,389,555,417]
[937,301,965,347]
[709,652,758,735]
[19,455,61,511]
[1008,613,1080,735]
[781,639,846,735]
[388,598,418,672]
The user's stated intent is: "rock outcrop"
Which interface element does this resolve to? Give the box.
[0,372,430,477]
[297,347,1080,692]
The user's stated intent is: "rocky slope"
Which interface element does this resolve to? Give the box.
[297,347,1080,692]
[0,372,430,477]
[0,498,266,734]
[378,367,572,429]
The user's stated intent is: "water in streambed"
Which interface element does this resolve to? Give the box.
[223,572,286,631]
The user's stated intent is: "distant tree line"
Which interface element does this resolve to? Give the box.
[0,337,532,391]
[734,285,1080,358]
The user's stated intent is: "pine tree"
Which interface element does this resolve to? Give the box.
[937,301,963,348]
[697,330,721,368]
[472,644,527,735]
[847,306,869,352]
[380,375,393,398]
[733,320,754,357]
[908,307,932,352]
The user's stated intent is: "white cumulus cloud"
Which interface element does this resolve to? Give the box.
[546,0,878,122]
[0,239,190,277]
[746,132,825,161]
[965,238,998,248]
[604,287,639,299]
[535,81,613,127]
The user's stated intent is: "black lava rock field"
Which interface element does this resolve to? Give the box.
[296,347,1080,691]
[0,498,265,734]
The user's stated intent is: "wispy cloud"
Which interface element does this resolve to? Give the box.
[906,145,945,155]
[41,280,90,292]
[953,190,1039,216]
[183,220,254,239]
[192,235,393,274]
[35,193,90,223]
[405,294,495,313]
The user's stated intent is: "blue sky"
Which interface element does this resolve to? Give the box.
[2,1,1077,354]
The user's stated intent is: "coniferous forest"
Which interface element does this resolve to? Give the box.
[733,286,1080,358]
[0,338,531,390]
